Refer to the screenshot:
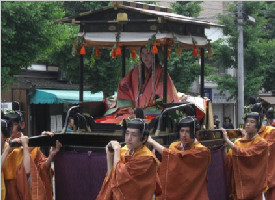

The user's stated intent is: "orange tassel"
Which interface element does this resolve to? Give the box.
[116,43,122,56]
[192,46,197,56]
[131,49,136,58]
[177,48,181,55]
[152,45,158,54]
[116,46,121,56]
[80,45,86,55]
[95,48,100,57]
[152,41,160,54]
[112,48,116,58]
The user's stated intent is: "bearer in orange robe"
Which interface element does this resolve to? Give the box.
[96,118,161,200]
[1,119,15,200]
[2,111,62,200]
[251,103,275,200]
[223,112,268,200]
[147,116,211,200]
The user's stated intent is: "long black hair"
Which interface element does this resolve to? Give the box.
[139,46,160,93]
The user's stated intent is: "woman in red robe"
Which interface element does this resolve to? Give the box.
[101,47,179,124]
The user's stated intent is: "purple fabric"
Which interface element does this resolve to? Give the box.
[54,146,228,200]
[207,145,228,200]
[54,151,107,200]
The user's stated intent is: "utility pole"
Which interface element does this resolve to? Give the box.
[237,1,244,127]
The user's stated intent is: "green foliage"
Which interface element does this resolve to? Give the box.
[85,49,122,97]
[208,74,237,99]
[46,2,115,94]
[62,1,111,16]
[264,2,275,39]
[1,67,14,92]
[208,2,275,101]
[168,50,201,92]
[166,1,209,93]
[263,57,275,91]
[1,1,65,90]
[171,1,202,17]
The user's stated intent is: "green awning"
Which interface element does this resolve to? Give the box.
[30,89,103,104]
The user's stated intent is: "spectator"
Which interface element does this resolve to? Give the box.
[66,117,74,132]
[214,114,220,129]
[223,117,234,129]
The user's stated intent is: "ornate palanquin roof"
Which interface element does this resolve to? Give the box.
[57,1,222,49]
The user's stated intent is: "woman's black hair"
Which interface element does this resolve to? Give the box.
[139,46,160,90]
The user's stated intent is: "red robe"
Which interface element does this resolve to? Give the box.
[2,147,53,200]
[158,141,210,200]
[117,64,179,108]
[226,135,268,200]
[96,145,161,200]
[259,125,275,200]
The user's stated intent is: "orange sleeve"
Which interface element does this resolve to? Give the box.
[111,156,159,200]
[16,162,31,200]
[30,149,53,200]
[96,172,113,200]
[232,139,268,157]
[231,139,268,199]
[160,147,210,200]
[225,154,235,199]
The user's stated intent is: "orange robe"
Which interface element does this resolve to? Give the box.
[96,145,161,200]
[226,135,268,200]
[158,141,210,200]
[1,171,6,200]
[2,147,53,200]
[259,125,275,200]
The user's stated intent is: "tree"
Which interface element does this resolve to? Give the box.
[1,1,66,90]
[171,1,202,17]
[261,2,275,91]
[208,2,275,101]
[86,49,123,97]
[167,1,216,93]
[45,2,123,97]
